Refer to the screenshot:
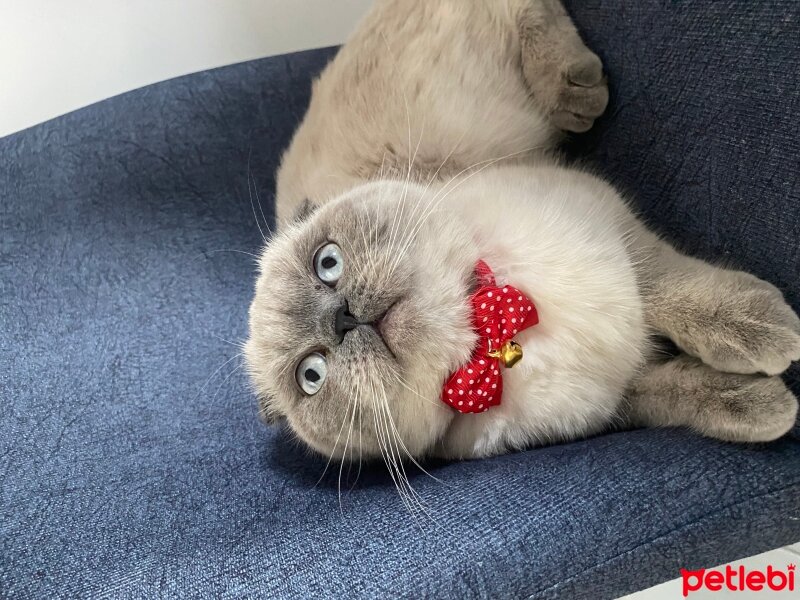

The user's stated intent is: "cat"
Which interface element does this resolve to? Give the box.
[244,0,800,462]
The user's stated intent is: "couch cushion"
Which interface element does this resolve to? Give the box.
[1,1,798,598]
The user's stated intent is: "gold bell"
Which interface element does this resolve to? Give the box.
[487,340,523,368]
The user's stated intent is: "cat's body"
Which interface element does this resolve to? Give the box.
[246,0,800,461]
[406,166,648,458]
[275,0,602,223]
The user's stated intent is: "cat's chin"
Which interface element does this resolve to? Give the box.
[373,296,435,368]
[376,298,415,361]
[376,300,401,359]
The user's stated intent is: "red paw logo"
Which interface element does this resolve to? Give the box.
[681,564,796,596]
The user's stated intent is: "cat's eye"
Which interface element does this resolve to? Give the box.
[295,352,327,395]
[314,242,343,286]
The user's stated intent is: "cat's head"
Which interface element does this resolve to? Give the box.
[245,180,478,459]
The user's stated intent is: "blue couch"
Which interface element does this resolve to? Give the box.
[2,1,798,598]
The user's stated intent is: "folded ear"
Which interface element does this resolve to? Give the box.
[291,198,317,223]
[257,395,284,426]
[260,411,285,426]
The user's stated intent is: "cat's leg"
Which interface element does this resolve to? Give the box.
[512,0,609,132]
[636,228,800,376]
[623,354,798,442]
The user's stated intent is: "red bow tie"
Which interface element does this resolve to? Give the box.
[442,260,539,413]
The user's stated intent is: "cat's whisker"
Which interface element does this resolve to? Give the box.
[346,381,365,495]
[246,151,271,245]
[382,178,405,275]
[335,233,383,298]
[338,382,360,514]
[385,126,533,275]
[179,352,245,423]
[387,129,468,273]
[378,150,388,180]
[385,145,544,280]
[358,210,385,286]
[313,392,356,489]
[386,376,449,487]
[391,373,440,408]
[210,363,244,409]
[188,249,261,271]
[191,352,243,406]
[391,117,426,251]
[410,127,538,219]
[354,393,364,492]
[375,377,436,525]
[369,377,422,519]
[378,30,422,276]
[208,332,247,350]
[419,128,468,199]
[200,248,262,261]
[355,210,374,273]
[249,170,274,239]
[371,392,419,520]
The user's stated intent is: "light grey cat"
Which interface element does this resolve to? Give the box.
[244,0,800,463]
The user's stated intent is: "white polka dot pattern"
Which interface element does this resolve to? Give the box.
[441,260,539,414]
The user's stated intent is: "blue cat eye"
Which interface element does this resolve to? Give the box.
[296,352,327,395]
[314,242,343,286]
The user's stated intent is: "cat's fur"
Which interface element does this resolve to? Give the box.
[245,0,800,460]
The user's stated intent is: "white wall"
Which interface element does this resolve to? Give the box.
[0,0,373,136]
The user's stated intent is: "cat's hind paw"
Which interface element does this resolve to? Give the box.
[627,355,798,443]
[675,273,800,376]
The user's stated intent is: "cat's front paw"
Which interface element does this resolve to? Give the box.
[677,273,800,376]
[520,27,609,133]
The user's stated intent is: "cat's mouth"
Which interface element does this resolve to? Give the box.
[375,301,401,359]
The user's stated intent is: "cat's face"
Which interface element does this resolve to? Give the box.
[245,180,479,459]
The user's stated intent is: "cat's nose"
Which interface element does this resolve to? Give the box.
[334,301,359,342]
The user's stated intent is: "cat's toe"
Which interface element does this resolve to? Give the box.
[627,354,797,443]
[710,376,798,443]
[550,111,593,133]
[566,52,604,87]
[693,281,800,376]
[551,76,609,132]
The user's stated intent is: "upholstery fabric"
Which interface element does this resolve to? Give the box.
[1,1,798,598]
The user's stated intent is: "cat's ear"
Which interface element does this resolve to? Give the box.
[260,412,285,426]
[258,395,284,426]
[291,198,318,223]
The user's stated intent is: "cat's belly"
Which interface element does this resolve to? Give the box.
[436,165,649,459]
